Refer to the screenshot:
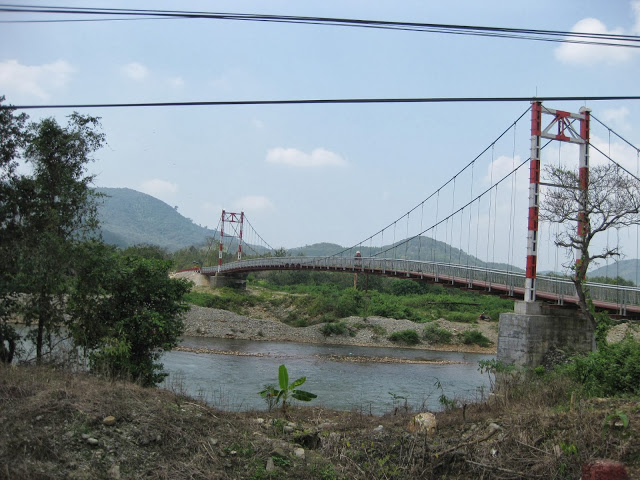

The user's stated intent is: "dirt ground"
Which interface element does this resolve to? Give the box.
[2,364,638,480]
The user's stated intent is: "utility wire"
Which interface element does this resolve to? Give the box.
[4,96,640,111]
[2,5,640,48]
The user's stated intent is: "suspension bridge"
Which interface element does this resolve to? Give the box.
[200,102,640,317]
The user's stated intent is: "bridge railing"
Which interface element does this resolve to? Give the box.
[201,256,640,310]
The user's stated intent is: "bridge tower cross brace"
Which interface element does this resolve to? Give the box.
[218,210,244,272]
[526,102,590,302]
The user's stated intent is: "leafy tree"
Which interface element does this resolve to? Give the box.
[259,364,317,416]
[0,97,28,363]
[540,163,640,327]
[122,243,170,261]
[16,113,105,361]
[69,248,191,386]
[273,247,287,257]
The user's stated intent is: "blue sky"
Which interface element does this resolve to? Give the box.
[1,1,640,271]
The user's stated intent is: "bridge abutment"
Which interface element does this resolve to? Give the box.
[209,273,248,290]
[497,301,595,369]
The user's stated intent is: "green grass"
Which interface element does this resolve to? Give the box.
[199,272,516,329]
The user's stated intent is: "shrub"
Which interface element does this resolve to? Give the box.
[423,323,453,344]
[370,324,387,336]
[459,330,491,347]
[320,321,348,336]
[388,329,420,345]
[563,336,640,396]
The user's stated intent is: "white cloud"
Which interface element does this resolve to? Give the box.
[601,107,631,130]
[0,59,74,98]
[121,62,149,81]
[485,155,523,183]
[590,135,639,171]
[139,179,178,199]
[233,195,274,212]
[252,118,265,129]
[266,147,348,167]
[554,17,635,65]
[168,76,184,88]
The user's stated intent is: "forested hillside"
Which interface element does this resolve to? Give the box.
[96,187,218,251]
[590,259,640,285]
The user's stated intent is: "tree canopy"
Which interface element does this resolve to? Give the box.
[540,162,640,326]
[0,97,190,384]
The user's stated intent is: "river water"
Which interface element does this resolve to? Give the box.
[162,337,494,415]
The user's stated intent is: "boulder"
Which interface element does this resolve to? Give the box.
[408,412,437,434]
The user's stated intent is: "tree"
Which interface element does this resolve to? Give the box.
[0,97,28,363]
[15,113,105,361]
[540,163,640,327]
[69,247,191,386]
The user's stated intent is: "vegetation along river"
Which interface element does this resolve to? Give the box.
[162,337,494,415]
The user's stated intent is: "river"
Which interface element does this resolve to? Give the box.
[162,337,494,415]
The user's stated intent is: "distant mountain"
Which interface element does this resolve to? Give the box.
[288,237,523,272]
[95,187,523,273]
[96,187,218,252]
[590,259,640,285]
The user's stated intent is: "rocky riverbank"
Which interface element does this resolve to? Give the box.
[181,305,499,354]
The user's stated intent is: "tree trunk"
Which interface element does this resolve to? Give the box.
[573,278,596,331]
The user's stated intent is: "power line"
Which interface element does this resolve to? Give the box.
[2,5,640,48]
[3,96,640,111]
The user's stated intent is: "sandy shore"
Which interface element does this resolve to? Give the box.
[181,305,499,355]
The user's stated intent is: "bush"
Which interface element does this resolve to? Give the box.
[320,321,348,336]
[564,336,640,396]
[446,311,480,323]
[423,323,453,344]
[459,330,491,347]
[388,329,420,345]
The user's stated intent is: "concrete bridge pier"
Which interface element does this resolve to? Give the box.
[209,273,248,290]
[497,301,595,369]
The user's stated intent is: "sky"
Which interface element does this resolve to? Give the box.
[1,0,640,272]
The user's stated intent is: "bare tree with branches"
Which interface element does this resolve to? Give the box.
[540,162,640,327]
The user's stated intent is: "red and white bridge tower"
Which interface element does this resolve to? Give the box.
[526,101,590,302]
[218,210,244,272]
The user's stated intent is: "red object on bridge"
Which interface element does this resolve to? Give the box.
[582,459,629,480]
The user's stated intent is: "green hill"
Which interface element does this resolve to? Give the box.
[289,237,522,272]
[590,259,640,285]
[95,187,523,272]
[96,187,218,252]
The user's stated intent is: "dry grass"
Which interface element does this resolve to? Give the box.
[1,364,638,479]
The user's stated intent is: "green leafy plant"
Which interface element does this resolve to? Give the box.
[259,364,317,416]
[603,410,629,435]
[563,336,640,396]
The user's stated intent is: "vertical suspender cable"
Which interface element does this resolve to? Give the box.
[467,161,475,269]
[433,190,440,262]
[486,145,495,282]
[506,122,518,289]
[419,202,424,261]
[450,177,456,267]
[405,212,410,260]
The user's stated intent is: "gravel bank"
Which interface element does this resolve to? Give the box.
[181,305,498,354]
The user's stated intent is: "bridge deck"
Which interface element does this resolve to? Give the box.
[201,256,640,316]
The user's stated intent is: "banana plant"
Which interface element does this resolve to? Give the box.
[259,364,317,416]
